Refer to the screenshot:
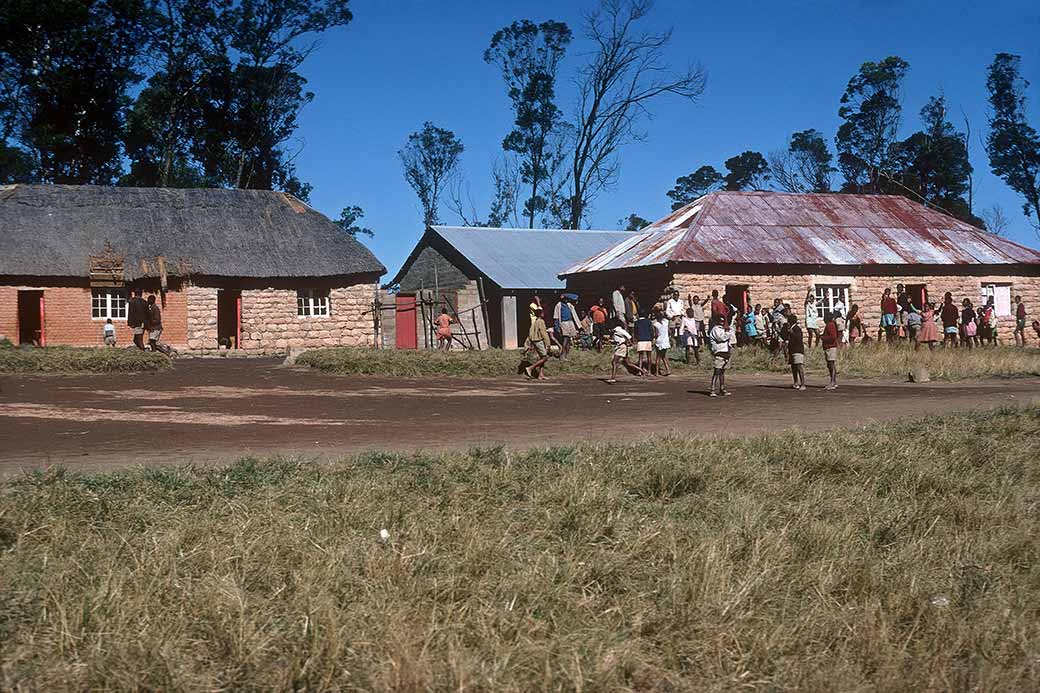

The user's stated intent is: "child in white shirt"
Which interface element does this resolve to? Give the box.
[607,319,645,383]
[103,318,116,347]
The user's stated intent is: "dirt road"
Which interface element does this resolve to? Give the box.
[1,358,1037,473]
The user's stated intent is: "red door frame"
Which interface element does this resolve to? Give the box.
[395,294,418,349]
[39,293,45,346]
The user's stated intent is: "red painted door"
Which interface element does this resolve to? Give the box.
[395,295,417,349]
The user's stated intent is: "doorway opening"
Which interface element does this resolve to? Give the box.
[17,290,44,346]
[724,284,750,316]
[217,289,241,349]
[906,284,928,310]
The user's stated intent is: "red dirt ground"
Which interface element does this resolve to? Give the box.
[1,358,1037,473]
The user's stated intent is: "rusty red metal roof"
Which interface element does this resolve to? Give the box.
[561,191,1040,275]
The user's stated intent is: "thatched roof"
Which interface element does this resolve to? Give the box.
[0,184,385,280]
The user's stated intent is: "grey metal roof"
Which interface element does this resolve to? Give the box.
[0,184,386,279]
[427,226,631,289]
[561,192,1040,275]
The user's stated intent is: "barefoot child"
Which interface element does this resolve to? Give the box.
[820,313,839,390]
[607,318,644,383]
[787,313,806,391]
[708,316,731,397]
[652,307,671,376]
[524,307,550,379]
[681,307,701,365]
[634,311,654,375]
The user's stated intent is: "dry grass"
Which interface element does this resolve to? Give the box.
[2,406,1039,690]
[298,343,1040,382]
[0,345,170,374]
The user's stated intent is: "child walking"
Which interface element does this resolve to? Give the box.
[787,313,806,391]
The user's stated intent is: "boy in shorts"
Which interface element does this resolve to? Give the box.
[607,318,644,383]
[102,318,116,347]
[708,316,731,397]
[787,313,806,391]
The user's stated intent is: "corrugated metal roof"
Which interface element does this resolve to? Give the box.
[561,192,1040,275]
[429,226,631,289]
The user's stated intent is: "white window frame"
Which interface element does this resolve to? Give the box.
[981,284,1012,317]
[297,289,330,318]
[91,288,127,320]
[814,284,851,320]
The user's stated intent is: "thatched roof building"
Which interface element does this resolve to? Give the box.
[0,184,385,280]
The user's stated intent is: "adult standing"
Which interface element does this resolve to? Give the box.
[1013,295,1027,347]
[554,294,581,360]
[689,294,706,343]
[625,289,639,329]
[611,284,626,322]
[709,290,728,324]
[588,298,608,350]
[127,288,148,350]
[665,289,685,341]
[803,289,820,349]
[940,292,960,348]
[146,294,163,352]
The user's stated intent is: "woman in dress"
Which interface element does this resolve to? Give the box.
[914,302,940,351]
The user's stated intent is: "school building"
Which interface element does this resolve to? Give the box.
[387,225,629,349]
[0,184,385,351]
[560,191,1040,334]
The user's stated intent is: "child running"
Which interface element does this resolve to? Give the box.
[708,316,731,397]
[607,318,644,383]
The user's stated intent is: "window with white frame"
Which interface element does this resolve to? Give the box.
[91,288,127,320]
[297,289,330,317]
[981,284,1012,316]
[814,285,851,320]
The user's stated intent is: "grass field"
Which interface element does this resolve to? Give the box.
[298,342,1040,381]
[0,343,171,373]
[2,406,1038,690]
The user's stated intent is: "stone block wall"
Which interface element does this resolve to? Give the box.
[671,271,1040,337]
[186,281,378,352]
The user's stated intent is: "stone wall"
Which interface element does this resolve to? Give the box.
[186,281,378,352]
[565,267,1040,339]
[671,271,1040,337]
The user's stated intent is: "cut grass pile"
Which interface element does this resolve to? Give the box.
[298,342,1040,381]
[0,344,170,373]
[2,406,1039,690]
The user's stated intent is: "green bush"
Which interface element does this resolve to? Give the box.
[0,346,170,373]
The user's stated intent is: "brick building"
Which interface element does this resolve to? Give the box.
[0,185,385,351]
[388,225,629,349]
[561,191,1040,335]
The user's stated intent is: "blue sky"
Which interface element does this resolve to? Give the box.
[291,0,1040,277]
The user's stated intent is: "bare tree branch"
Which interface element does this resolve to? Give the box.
[564,0,705,228]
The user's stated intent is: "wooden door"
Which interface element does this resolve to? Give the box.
[395,294,417,349]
